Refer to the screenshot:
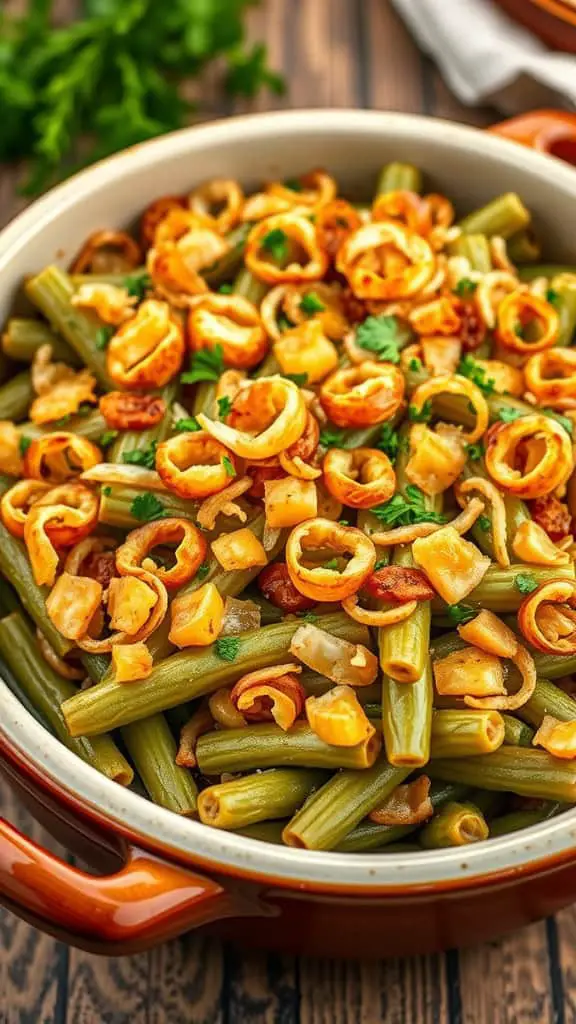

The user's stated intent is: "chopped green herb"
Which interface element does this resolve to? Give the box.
[99,430,119,447]
[319,427,346,449]
[223,455,236,478]
[376,423,399,462]
[262,228,288,262]
[18,435,31,457]
[217,395,232,419]
[498,407,524,424]
[218,283,234,294]
[457,354,495,395]
[515,572,538,595]
[409,399,433,423]
[277,314,293,333]
[123,272,152,301]
[546,287,560,307]
[215,636,241,662]
[372,486,447,528]
[102,486,112,497]
[453,278,478,299]
[299,610,318,623]
[181,344,224,384]
[478,515,491,533]
[196,562,210,581]
[323,558,339,571]
[53,403,93,428]
[122,442,157,470]
[130,492,166,522]
[95,326,114,351]
[338,519,350,526]
[284,178,303,192]
[355,315,401,362]
[174,417,201,433]
[300,292,326,315]
[514,321,525,338]
[374,558,388,571]
[465,441,485,461]
[408,357,423,372]
[282,372,308,387]
[542,408,573,436]
[446,604,476,625]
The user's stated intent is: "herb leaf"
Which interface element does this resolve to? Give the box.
[95,326,114,351]
[282,372,308,387]
[215,636,241,661]
[465,441,485,461]
[371,486,447,528]
[175,417,201,433]
[130,493,166,522]
[19,435,32,457]
[409,399,432,423]
[498,407,524,424]
[546,287,560,307]
[323,558,339,570]
[453,278,478,298]
[262,228,288,262]
[197,562,210,581]
[355,315,401,362]
[217,395,232,419]
[181,345,224,384]
[376,423,399,462]
[515,572,539,595]
[99,429,119,447]
[447,604,476,625]
[122,442,157,470]
[319,427,346,449]
[223,455,236,478]
[457,354,495,395]
[123,272,152,301]
[300,292,326,315]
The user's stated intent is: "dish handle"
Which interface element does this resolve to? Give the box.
[490,110,576,165]
[0,814,252,954]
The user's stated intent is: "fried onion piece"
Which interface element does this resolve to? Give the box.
[70,230,142,274]
[336,221,436,300]
[115,517,207,590]
[106,299,185,389]
[231,664,305,731]
[485,414,573,499]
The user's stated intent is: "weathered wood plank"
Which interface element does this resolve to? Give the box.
[364,0,423,113]
[223,946,299,1024]
[148,935,225,1024]
[65,947,151,1024]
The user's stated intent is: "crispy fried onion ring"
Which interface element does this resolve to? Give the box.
[464,642,536,712]
[314,199,362,261]
[457,476,510,568]
[410,374,488,444]
[230,664,305,731]
[146,245,209,306]
[70,230,142,274]
[278,411,321,480]
[106,299,185,389]
[197,476,252,531]
[323,447,396,509]
[524,349,576,410]
[24,483,99,586]
[320,361,405,428]
[372,190,425,232]
[286,517,376,601]
[0,479,51,538]
[140,195,187,249]
[245,214,328,284]
[197,376,307,460]
[30,345,97,426]
[518,579,576,655]
[341,593,418,627]
[336,221,436,300]
[0,421,24,477]
[369,775,433,826]
[370,496,485,547]
[268,169,337,210]
[496,291,559,354]
[23,433,101,484]
[176,702,214,767]
[36,628,85,680]
[71,283,137,326]
[115,517,206,590]
[188,293,268,370]
[485,413,573,499]
[156,432,238,499]
[99,391,166,431]
[188,178,244,234]
[409,296,461,336]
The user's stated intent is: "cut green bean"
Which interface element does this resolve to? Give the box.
[381,658,433,767]
[379,546,431,683]
[336,779,468,852]
[419,801,488,848]
[25,265,112,388]
[236,821,286,844]
[376,162,422,195]
[432,630,576,682]
[551,273,576,347]
[197,722,381,775]
[430,709,505,759]
[99,484,200,529]
[233,267,268,305]
[433,563,574,616]
[502,714,535,747]
[18,408,107,448]
[458,193,530,239]
[506,228,541,264]
[197,768,327,830]
[489,805,561,838]
[62,612,370,736]
[0,612,132,784]
[519,678,576,730]
[429,747,576,802]
[448,233,492,273]
[282,757,410,850]
[204,224,251,286]
[122,716,197,815]
[518,264,576,282]
[2,318,80,366]
[0,371,34,422]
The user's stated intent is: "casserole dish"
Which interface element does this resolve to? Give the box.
[3,108,576,957]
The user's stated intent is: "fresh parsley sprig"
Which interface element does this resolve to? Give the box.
[371,486,447,528]
[122,441,157,470]
[181,345,224,385]
[355,315,401,363]
[215,636,241,661]
[457,354,495,396]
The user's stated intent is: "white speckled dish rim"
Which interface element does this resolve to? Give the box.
[2,110,576,890]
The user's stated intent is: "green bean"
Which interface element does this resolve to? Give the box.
[519,678,576,729]
[432,630,576,682]
[432,563,574,615]
[197,722,381,776]
[233,267,268,305]
[25,265,112,388]
[502,714,535,747]
[0,371,34,422]
[458,193,530,239]
[17,408,108,449]
[192,381,217,417]
[70,272,144,288]
[430,709,505,759]
[489,806,561,838]
[518,264,576,282]
[300,670,381,706]
[99,485,200,529]
[197,768,327,830]
[429,747,576,802]
[110,380,178,462]
[62,612,370,736]
[122,716,197,815]
[506,228,541,264]
[376,163,422,195]
[461,460,530,559]
[551,273,576,347]
[382,658,433,767]
[467,787,507,820]
[282,757,410,850]
[419,801,489,848]
[236,821,286,844]
[448,233,492,273]
[379,547,431,683]
[0,612,132,785]
[204,224,251,287]
[2,318,80,366]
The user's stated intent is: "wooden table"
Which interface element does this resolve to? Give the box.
[1,1,574,1021]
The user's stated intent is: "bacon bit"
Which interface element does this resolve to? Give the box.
[455,298,487,352]
[364,566,436,603]
[80,548,117,589]
[99,392,166,431]
[530,495,572,542]
[339,285,368,325]
[369,776,433,826]
[258,561,316,613]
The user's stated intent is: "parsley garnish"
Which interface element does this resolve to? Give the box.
[99,430,119,447]
[374,558,388,571]
[299,610,318,623]
[282,372,308,387]
[515,573,538,595]
[454,278,478,298]
[123,272,152,301]
[371,486,447,528]
[323,558,339,570]
[457,354,495,395]
[102,486,112,497]
[409,399,432,423]
[465,441,485,461]
[319,427,346,449]
[175,417,201,433]
[215,636,241,662]
[447,604,476,625]
[217,396,232,419]
[300,292,326,315]
[19,435,31,457]
[546,287,560,307]
[355,315,401,362]
[95,326,114,351]
[277,314,293,333]
[514,322,525,338]
[478,515,491,532]
[543,409,573,436]
[53,403,93,428]
[408,357,423,372]
[223,455,236,478]
[262,228,288,262]
[196,562,210,581]
[122,442,157,470]
[181,345,224,384]
[130,493,166,522]
[498,407,524,423]
[219,283,234,294]
[376,423,399,462]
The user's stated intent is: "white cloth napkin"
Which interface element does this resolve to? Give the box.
[391,0,576,113]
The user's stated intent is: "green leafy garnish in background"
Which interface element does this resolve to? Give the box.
[0,1,285,195]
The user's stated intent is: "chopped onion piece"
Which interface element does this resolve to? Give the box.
[290,623,378,687]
